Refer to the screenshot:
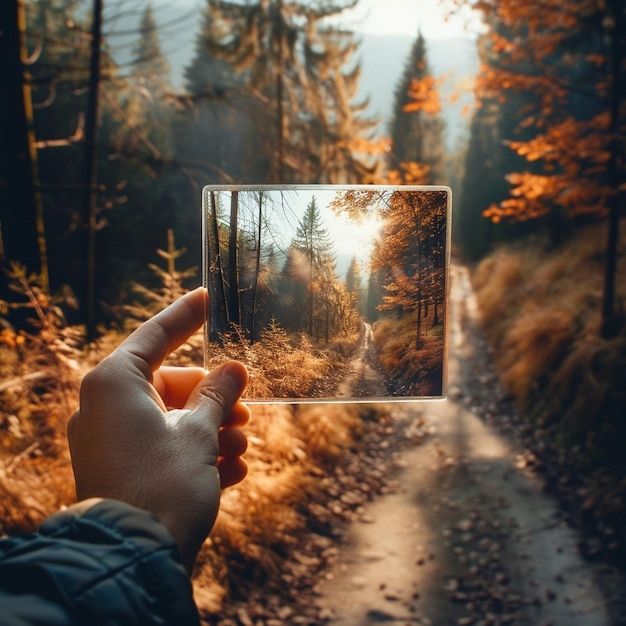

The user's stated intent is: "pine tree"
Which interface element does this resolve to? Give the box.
[345,255,366,318]
[187,0,379,184]
[456,31,520,260]
[176,4,251,185]
[286,196,336,337]
[117,3,174,156]
[132,4,170,93]
[388,31,446,185]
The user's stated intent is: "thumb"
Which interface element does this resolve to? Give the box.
[185,361,249,428]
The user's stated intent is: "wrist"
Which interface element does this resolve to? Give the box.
[67,499,196,575]
[63,497,105,516]
[156,511,198,575]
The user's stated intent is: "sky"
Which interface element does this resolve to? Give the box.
[207,188,385,275]
[157,0,480,40]
[340,0,479,39]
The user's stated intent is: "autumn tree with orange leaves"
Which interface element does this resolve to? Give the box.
[452,0,625,336]
[331,189,448,348]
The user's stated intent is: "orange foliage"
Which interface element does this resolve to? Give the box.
[385,162,432,185]
[403,74,443,115]
[482,112,614,223]
[468,0,620,226]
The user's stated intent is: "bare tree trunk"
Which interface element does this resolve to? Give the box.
[413,212,423,349]
[0,0,48,293]
[207,192,229,342]
[228,190,240,327]
[416,284,423,349]
[250,192,264,342]
[81,0,103,340]
[274,0,285,183]
[601,0,624,339]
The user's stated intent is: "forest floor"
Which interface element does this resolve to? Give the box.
[210,264,626,626]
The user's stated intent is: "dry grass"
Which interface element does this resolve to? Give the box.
[541,334,626,451]
[472,222,624,414]
[0,311,378,618]
[372,313,445,397]
[0,320,86,535]
[471,221,626,559]
[498,304,574,405]
[190,401,373,614]
[471,249,527,329]
[203,323,360,400]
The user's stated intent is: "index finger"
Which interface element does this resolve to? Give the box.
[113,288,207,377]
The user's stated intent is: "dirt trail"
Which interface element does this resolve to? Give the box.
[314,265,615,625]
[336,323,387,399]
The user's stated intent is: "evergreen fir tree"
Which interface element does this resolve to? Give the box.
[132,4,171,94]
[285,196,336,336]
[345,255,364,316]
[388,31,446,184]
[176,4,251,184]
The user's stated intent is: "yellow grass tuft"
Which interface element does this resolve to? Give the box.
[472,250,526,329]
[472,220,626,455]
[497,304,574,404]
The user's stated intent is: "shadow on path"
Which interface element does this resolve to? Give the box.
[314,264,614,626]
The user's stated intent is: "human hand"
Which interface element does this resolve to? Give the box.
[67,288,249,573]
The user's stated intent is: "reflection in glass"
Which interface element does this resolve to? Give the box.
[202,185,450,402]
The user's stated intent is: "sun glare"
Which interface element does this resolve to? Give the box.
[334,211,384,260]
[342,0,479,40]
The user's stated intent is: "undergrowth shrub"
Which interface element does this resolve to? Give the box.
[204,319,346,400]
[0,266,85,533]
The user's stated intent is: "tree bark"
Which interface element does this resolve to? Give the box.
[250,192,263,342]
[228,190,240,327]
[81,0,103,340]
[601,0,624,339]
[207,192,229,342]
[0,0,48,294]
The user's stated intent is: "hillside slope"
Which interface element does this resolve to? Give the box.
[470,221,626,567]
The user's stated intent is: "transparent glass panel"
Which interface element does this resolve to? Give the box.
[202,185,451,403]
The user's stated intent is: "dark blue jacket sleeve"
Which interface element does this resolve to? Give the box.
[0,500,201,626]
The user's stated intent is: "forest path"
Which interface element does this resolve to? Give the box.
[313,264,613,626]
[336,323,387,399]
